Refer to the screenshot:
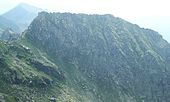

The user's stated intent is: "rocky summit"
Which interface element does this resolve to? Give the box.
[0,11,170,102]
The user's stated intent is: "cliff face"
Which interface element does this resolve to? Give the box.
[24,12,170,102]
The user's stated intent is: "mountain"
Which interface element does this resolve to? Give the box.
[2,3,42,32]
[0,12,170,102]
[24,12,170,102]
[0,16,20,33]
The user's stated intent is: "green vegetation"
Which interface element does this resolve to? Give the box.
[0,41,65,101]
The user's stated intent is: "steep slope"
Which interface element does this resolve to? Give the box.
[24,12,170,102]
[2,3,42,32]
[0,41,65,102]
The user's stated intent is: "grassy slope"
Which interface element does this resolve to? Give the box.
[0,40,67,102]
[19,35,96,102]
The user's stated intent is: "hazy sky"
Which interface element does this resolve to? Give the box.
[1,0,170,17]
[0,0,170,42]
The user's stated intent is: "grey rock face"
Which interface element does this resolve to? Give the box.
[25,12,170,102]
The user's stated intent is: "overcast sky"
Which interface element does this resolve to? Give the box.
[0,0,170,42]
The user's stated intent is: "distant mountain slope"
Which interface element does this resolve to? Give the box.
[2,3,42,32]
[0,16,20,33]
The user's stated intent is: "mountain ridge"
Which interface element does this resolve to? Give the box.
[24,12,170,102]
[2,3,42,32]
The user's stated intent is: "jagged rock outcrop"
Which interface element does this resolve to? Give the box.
[0,29,19,41]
